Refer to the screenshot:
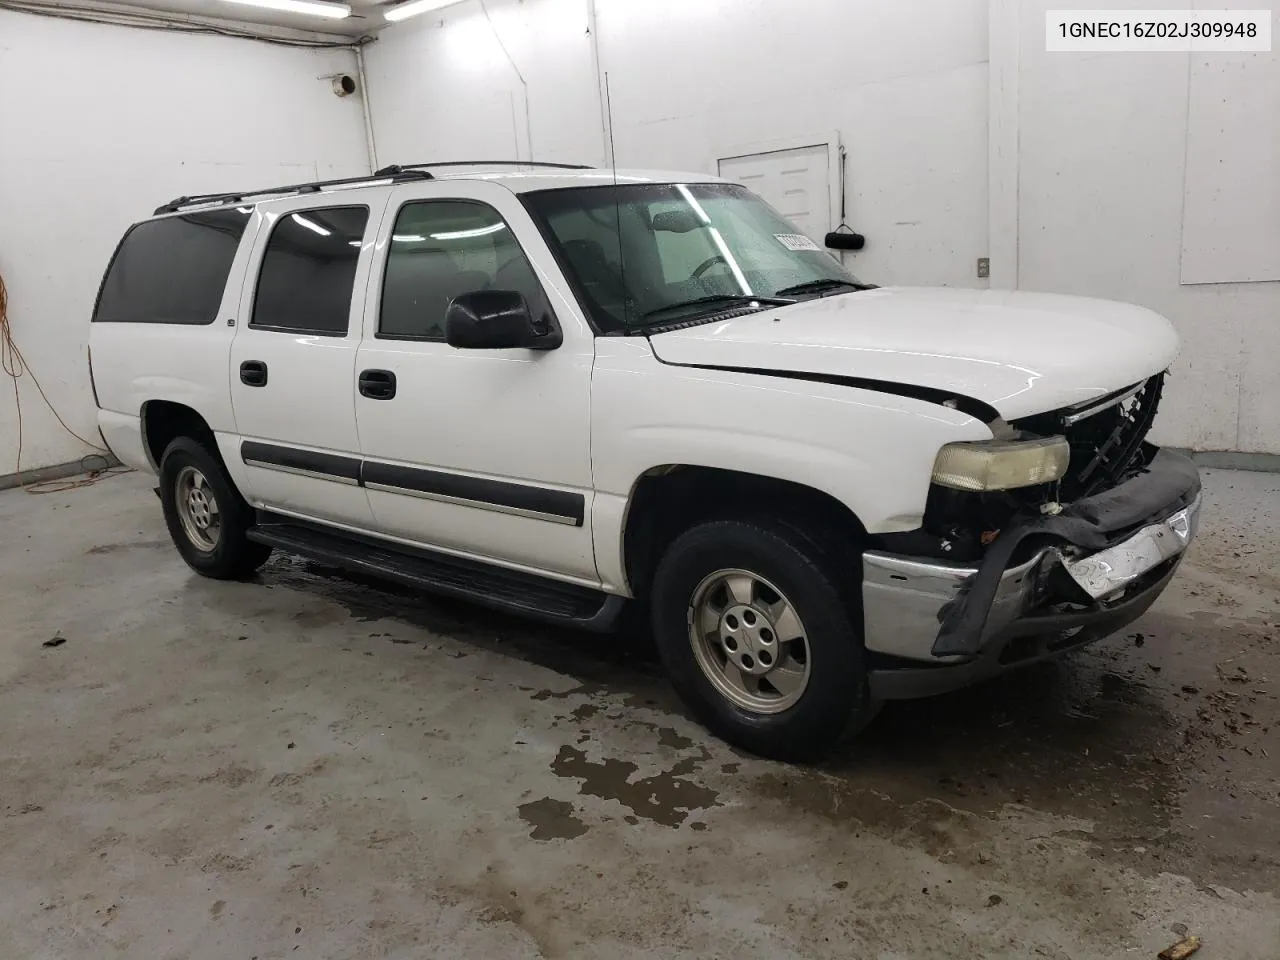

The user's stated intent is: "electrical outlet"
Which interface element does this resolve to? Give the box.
[977,257,990,279]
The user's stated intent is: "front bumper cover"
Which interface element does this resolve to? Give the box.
[861,448,1201,698]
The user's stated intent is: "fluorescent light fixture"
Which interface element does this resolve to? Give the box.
[223,0,351,17]
[348,240,362,247]
[429,222,506,240]
[384,0,458,23]
[291,214,331,237]
[392,234,426,242]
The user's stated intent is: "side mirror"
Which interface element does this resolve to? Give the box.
[444,290,561,350]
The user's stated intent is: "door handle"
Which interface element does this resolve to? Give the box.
[358,369,396,400]
[240,360,268,387]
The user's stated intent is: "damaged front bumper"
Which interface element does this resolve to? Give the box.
[861,448,1201,700]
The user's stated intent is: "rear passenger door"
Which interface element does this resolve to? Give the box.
[353,180,598,583]
[229,194,389,529]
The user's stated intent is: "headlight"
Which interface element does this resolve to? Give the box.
[932,436,1070,492]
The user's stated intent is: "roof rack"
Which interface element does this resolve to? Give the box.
[375,160,594,175]
[154,160,595,215]
[153,168,436,215]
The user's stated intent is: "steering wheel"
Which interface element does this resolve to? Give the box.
[691,255,728,281]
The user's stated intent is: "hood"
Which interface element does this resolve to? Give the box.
[647,287,1179,421]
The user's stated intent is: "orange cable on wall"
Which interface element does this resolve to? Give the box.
[0,271,130,493]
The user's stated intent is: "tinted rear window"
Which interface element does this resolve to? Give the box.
[251,206,369,336]
[93,208,252,324]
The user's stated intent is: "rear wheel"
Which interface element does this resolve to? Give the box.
[159,437,271,579]
[651,517,877,761]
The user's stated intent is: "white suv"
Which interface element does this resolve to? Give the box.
[88,161,1201,759]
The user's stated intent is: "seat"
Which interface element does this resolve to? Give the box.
[562,238,627,303]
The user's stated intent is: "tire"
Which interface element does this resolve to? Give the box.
[158,437,272,579]
[650,517,877,761]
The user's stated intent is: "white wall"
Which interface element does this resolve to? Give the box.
[0,10,370,474]
[1010,0,1280,454]
[364,0,992,290]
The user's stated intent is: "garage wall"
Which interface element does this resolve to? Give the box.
[0,10,370,476]
[363,0,991,290]
[1011,0,1280,454]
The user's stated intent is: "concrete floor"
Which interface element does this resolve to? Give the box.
[0,470,1277,959]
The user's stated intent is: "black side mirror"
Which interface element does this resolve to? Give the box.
[444,290,561,350]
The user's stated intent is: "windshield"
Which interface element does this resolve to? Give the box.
[522,182,867,332]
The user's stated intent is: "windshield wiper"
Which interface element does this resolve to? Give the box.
[773,279,876,298]
[639,294,795,322]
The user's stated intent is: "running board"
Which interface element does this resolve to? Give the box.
[247,515,624,632]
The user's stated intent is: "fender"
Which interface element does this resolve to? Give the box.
[588,338,995,592]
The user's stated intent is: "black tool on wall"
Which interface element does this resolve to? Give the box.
[824,145,866,252]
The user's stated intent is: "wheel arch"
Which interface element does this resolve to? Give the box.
[140,400,219,471]
[620,464,869,599]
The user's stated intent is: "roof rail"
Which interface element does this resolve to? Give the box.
[374,160,594,175]
[153,168,436,216]
[153,161,594,215]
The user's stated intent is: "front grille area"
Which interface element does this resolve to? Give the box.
[904,373,1168,562]
[1016,373,1165,500]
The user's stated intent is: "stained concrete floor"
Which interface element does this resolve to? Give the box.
[0,469,1277,959]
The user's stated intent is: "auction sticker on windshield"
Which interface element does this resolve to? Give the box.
[775,234,821,252]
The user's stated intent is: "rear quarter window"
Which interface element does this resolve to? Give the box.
[92,208,252,324]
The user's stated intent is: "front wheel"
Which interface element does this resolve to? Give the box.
[159,437,272,579]
[650,517,877,761]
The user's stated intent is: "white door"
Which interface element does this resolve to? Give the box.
[719,144,832,245]
[352,179,598,584]
[228,192,391,529]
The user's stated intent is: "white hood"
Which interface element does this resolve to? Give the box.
[647,287,1179,420]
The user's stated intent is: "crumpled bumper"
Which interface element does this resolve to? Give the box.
[861,448,1201,700]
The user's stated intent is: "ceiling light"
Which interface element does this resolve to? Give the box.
[384,0,458,23]
[223,0,351,19]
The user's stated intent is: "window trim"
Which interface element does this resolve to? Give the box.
[244,322,349,338]
[373,197,554,344]
[247,203,370,338]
